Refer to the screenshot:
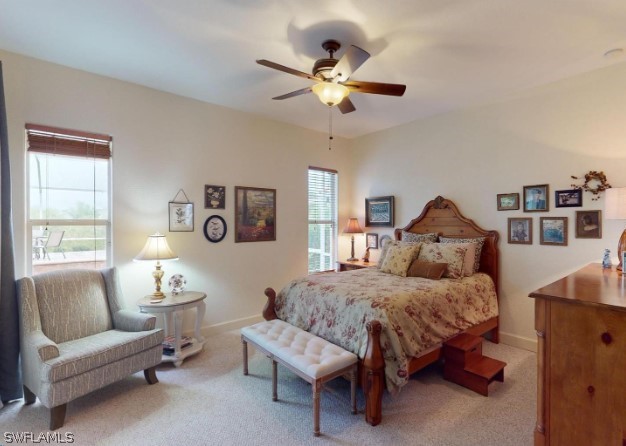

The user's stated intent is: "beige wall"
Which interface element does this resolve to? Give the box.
[1,49,353,332]
[348,61,626,350]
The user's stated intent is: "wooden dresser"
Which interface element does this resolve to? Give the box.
[529,263,626,445]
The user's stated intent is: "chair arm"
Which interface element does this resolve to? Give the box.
[23,330,59,363]
[113,309,157,332]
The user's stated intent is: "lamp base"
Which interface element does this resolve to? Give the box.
[346,257,358,262]
[618,228,626,271]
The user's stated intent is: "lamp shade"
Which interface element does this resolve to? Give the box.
[312,82,349,106]
[134,233,178,261]
[606,187,626,220]
[343,218,363,234]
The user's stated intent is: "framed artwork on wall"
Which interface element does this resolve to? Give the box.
[508,217,532,244]
[575,210,602,239]
[366,233,379,249]
[365,196,394,227]
[234,186,276,242]
[203,215,227,243]
[524,184,549,212]
[169,202,194,232]
[497,193,520,211]
[204,185,226,209]
[555,189,582,208]
[540,217,568,246]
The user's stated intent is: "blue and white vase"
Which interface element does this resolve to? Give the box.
[602,249,613,269]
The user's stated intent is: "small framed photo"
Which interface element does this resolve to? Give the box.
[205,185,225,209]
[203,215,227,243]
[508,218,532,244]
[524,185,549,212]
[235,186,276,242]
[169,202,194,232]
[366,233,379,249]
[497,193,520,211]
[540,217,568,246]
[555,189,582,208]
[575,210,602,239]
[365,196,394,227]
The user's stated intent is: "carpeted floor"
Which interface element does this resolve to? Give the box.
[0,330,536,445]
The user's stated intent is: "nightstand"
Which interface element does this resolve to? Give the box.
[337,260,377,272]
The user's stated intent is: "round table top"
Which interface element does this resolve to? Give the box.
[137,291,206,309]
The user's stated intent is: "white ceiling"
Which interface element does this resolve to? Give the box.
[1,0,626,138]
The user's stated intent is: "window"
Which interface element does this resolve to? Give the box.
[27,124,112,274]
[308,167,338,273]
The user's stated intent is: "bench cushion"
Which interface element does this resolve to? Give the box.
[242,320,357,379]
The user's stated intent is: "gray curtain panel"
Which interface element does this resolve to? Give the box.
[0,60,22,404]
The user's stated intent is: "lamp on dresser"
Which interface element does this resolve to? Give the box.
[342,218,363,261]
[134,232,179,299]
[605,187,626,270]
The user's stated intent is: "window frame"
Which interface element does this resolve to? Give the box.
[26,125,113,274]
[308,166,338,274]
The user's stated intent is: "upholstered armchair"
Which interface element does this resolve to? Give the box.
[17,268,164,429]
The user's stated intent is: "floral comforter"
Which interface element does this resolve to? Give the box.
[275,268,498,393]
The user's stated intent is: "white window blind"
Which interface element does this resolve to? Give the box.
[308,167,338,273]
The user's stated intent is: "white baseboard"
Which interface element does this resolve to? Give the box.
[199,314,264,337]
[499,331,537,352]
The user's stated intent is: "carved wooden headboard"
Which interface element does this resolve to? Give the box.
[393,196,499,294]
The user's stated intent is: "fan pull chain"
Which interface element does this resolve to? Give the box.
[328,105,333,150]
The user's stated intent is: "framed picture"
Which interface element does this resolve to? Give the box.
[366,233,379,249]
[497,193,520,211]
[169,202,194,232]
[540,217,568,246]
[365,196,394,227]
[508,218,532,244]
[203,215,227,243]
[555,189,582,208]
[575,210,602,239]
[205,185,225,209]
[234,186,276,242]
[524,185,549,212]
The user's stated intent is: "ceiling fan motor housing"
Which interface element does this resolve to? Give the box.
[313,58,338,79]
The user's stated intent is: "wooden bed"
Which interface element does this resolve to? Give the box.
[262,196,500,426]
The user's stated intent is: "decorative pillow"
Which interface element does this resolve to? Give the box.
[380,243,422,277]
[443,242,477,277]
[377,240,399,268]
[438,236,486,273]
[417,243,467,279]
[406,260,448,280]
[401,231,438,244]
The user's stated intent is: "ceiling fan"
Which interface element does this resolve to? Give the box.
[257,40,406,114]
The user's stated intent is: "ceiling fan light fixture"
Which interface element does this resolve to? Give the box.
[312,82,349,106]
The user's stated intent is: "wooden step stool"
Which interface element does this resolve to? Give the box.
[442,333,506,396]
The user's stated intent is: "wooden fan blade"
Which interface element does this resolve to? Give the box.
[343,80,406,96]
[272,87,312,100]
[338,97,356,114]
[257,59,320,82]
[329,45,370,82]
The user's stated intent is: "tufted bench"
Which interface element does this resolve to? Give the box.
[241,319,358,436]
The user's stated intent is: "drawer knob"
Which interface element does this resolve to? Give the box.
[601,332,613,345]
[587,385,595,394]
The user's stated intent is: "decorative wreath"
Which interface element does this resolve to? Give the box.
[571,171,612,201]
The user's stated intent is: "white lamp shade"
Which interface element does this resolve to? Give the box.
[312,82,349,106]
[605,187,626,220]
[134,233,178,261]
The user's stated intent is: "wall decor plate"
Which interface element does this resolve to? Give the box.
[169,274,186,294]
[203,215,227,243]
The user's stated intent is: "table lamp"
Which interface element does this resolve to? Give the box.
[605,187,626,271]
[134,233,179,299]
[343,218,363,261]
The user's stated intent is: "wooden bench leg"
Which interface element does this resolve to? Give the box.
[144,366,158,384]
[313,379,321,437]
[351,365,357,415]
[242,337,248,376]
[272,360,278,402]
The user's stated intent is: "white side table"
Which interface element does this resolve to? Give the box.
[137,291,207,367]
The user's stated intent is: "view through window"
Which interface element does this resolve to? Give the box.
[308,167,337,273]
[27,124,111,274]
